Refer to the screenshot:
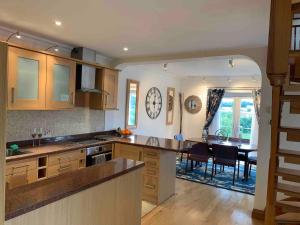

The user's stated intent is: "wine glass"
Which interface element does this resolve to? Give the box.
[37,128,43,146]
[31,128,37,147]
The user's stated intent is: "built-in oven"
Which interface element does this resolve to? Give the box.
[86,144,112,167]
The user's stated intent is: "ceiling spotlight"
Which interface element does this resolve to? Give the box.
[228,58,235,68]
[54,48,59,52]
[123,47,129,51]
[44,45,59,52]
[55,20,62,26]
[163,63,168,71]
[227,77,232,83]
[6,31,22,42]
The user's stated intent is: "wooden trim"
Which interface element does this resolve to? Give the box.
[0,42,8,224]
[2,41,119,72]
[166,87,175,125]
[125,79,140,129]
[252,208,265,221]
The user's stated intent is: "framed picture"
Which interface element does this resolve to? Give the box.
[166,87,175,125]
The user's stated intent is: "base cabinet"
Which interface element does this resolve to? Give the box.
[113,143,176,205]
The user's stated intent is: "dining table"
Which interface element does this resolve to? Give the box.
[181,138,258,181]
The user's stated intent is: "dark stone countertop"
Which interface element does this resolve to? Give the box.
[5,158,144,221]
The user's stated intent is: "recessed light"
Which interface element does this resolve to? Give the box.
[163,63,168,71]
[123,47,129,51]
[55,20,62,26]
[54,48,59,52]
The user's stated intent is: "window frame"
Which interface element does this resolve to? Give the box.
[125,79,140,129]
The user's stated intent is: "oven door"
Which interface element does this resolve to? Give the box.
[86,151,112,167]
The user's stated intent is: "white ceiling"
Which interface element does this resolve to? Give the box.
[0,0,270,59]
[124,55,262,78]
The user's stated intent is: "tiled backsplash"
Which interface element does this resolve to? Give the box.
[7,107,105,142]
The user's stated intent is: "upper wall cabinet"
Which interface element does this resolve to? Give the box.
[46,56,76,109]
[7,47,76,110]
[90,68,118,110]
[7,47,47,110]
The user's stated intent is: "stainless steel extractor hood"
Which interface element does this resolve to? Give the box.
[71,47,99,93]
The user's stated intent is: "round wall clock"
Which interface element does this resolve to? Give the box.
[145,87,162,119]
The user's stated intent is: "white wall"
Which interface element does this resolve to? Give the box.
[105,65,181,139]
[181,76,261,139]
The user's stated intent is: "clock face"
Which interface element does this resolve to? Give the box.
[145,87,162,119]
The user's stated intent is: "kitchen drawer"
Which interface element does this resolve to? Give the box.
[144,157,159,169]
[114,144,142,161]
[143,148,159,159]
[48,160,79,178]
[6,169,38,188]
[143,176,158,193]
[48,149,85,166]
[143,167,159,177]
[6,158,37,176]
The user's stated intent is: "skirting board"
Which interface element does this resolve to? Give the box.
[252,208,265,221]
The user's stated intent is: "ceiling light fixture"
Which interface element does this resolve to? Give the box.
[6,31,22,42]
[228,58,235,68]
[123,47,129,51]
[44,45,59,52]
[227,77,232,83]
[163,63,168,71]
[55,20,62,26]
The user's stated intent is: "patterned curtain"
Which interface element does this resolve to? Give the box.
[252,89,261,121]
[204,89,225,132]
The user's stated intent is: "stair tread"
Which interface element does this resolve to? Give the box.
[280,95,300,102]
[278,149,300,158]
[277,201,300,209]
[276,213,300,223]
[276,168,300,177]
[279,127,300,133]
[276,183,300,197]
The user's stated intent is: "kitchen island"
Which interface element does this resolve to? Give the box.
[5,158,144,225]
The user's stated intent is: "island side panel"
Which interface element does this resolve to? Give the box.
[0,42,8,225]
[158,151,176,204]
[5,168,143,225]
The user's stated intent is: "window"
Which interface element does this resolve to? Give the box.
[211,94,258,142]
[125,79,139,128]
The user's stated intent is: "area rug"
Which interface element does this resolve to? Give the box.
[176,158,256,195]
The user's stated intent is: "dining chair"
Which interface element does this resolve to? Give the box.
[211,144,239,185]
[185,143,210,178]
[174,134,185,161]
[248,152,257,177]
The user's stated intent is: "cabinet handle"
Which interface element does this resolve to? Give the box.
[11,87,15,104]
[145,184,156,189]
[70,92,74,105]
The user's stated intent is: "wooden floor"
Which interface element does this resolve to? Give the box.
[142,179,264,225]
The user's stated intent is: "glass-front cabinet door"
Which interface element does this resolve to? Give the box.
[7,47,47,110]
[46,56,76,109]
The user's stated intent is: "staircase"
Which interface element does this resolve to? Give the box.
[265,1,300,224]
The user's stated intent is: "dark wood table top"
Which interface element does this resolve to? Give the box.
[5,158,144,221]
[186,138,258,153]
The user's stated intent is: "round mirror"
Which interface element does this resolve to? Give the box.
[184,95,202,114]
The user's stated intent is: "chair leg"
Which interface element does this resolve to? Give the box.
[222,165,225,172]
[237,161,240,179]
[233,166,236,185]
[214,164,217,175]
[211,162,214,180]
[191,160,193,171]
[220,165,222,172]
[249,164,252,177]
[180,153,183,162]
[185,159,189,173]
[204,162,208,179]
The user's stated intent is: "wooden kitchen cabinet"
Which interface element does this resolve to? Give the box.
[113,143,143,161]
[7,46,47,110]
[6,158,38,189]
[46,56,76,109]
[90,68,119,110]
[113,143,176,205]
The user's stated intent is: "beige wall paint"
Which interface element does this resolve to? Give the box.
[7,108,105,142]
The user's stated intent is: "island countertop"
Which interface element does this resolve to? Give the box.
[5,158,144,221]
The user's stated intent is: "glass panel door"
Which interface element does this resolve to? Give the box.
[17,57,39,99]
[239,98,255,140]
[219,98,234,137]
[53,64,70,102]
